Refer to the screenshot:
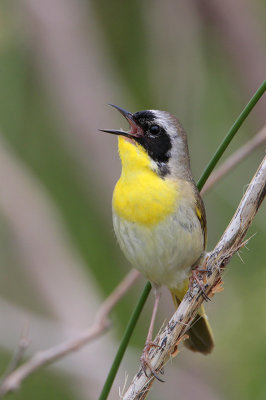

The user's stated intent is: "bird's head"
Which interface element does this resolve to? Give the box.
[100,105,193,180]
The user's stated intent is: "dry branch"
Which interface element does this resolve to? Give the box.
[122,156,266,400]
[0,270,140,398]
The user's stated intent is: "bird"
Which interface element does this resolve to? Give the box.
[100,105,214,379]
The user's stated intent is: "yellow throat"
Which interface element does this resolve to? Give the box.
[113,137,179,226]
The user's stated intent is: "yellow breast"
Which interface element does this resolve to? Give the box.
[113,137,179,226]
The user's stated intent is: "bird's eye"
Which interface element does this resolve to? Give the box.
[149,125,160,135]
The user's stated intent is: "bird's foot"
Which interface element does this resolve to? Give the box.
[140,341,164,382]
[189,266,210,301]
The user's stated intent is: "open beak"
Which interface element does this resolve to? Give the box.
[99,104,140,139]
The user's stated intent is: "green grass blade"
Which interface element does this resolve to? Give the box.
[98,80,266,399]
[197,80,266,191]
[98,282,151,400]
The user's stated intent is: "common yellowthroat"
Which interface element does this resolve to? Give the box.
[100,105,214,378]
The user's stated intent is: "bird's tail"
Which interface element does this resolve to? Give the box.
[170,283,214,354]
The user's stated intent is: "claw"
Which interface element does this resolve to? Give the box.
[140,341,165,382]
[189,267,210,301]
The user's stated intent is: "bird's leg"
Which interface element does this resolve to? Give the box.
[140,286,164,382]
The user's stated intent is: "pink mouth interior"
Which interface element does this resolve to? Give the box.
[123,121,142,144]
[128,120,142,137]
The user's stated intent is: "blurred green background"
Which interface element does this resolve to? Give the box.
[0,1,265,399]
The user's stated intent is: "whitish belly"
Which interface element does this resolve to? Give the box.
[113,204,204,289]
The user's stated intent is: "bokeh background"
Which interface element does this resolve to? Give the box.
[0,1,265,399]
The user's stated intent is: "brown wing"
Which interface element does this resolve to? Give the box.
[195,190,207,249]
